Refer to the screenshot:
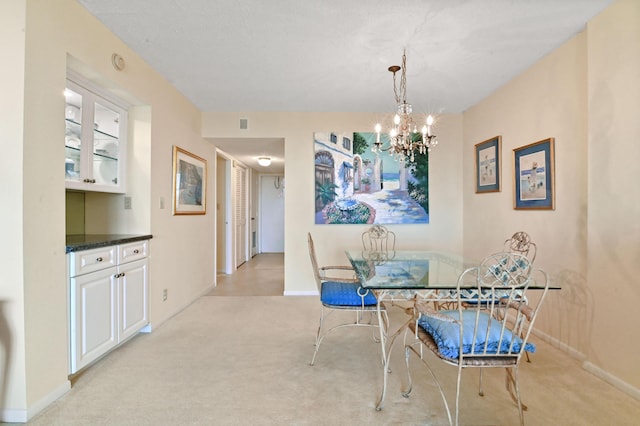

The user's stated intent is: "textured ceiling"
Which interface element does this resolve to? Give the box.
[77,0,613,172]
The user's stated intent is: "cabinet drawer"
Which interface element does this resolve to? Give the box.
[69,246,117,277]
[118,240,148,264]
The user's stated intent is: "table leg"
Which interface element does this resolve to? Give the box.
[375,303,413,411]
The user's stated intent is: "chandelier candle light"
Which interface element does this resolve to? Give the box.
[373,49,438,162]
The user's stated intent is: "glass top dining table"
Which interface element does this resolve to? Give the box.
[344,249,555,411]
[345,250,474,291]
[345,250,554,292]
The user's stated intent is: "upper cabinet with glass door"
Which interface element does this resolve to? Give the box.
[65,78,128,193]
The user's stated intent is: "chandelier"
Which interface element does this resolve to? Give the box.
[372,50,438,162]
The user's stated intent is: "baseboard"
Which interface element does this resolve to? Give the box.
[1,380,70,423]
[583,361,640,401]
[531,328,586,361]
[532,328,640,401]
[283,290,318,296]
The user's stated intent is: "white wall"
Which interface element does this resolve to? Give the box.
[463,0,639,395]
[202,112,464,294]
[2,0,216,421]
[585,0,640,394]
[0,0,28,415]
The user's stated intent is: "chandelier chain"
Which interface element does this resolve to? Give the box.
[399,52,407,104]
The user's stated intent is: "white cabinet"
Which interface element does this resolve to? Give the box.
[68,240,149,374]
[65,77,128,193]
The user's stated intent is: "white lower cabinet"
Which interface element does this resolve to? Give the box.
[69,240,149,374]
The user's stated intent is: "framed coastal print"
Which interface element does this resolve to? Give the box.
[513,138,555,210]
[172,146,207,215]
[475,136,501,193]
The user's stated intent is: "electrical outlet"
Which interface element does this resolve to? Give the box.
[162,288,167,301]
[124,196,132,210]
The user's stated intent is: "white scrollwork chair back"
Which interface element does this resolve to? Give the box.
[362,225,396,262]
[504,232,537,263]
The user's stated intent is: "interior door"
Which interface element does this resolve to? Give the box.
[250,170,258,257]
[234,163,248,268]
[260,175,285,252]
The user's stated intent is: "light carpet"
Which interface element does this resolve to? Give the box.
[28,296,640,425]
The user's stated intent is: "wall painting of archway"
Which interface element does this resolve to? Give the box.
[314,131,429,225]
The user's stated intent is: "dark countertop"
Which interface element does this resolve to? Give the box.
[66,234,153,253]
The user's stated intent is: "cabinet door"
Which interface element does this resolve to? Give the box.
[118,258,149,342]
[92,97,126,191]
[65,78,127,193]
[70,267,118,373]
[64,87,84,185]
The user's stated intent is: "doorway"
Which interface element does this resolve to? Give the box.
[260,175,284,253]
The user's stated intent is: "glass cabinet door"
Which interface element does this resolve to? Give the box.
[65,88,83,183]
[93,101,121,187]
[65,78,127,193]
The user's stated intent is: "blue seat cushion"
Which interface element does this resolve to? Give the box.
[418,310,535,359]
[321,281,377,306]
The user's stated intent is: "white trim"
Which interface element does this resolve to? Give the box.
[1,381,70,423]
[583,361,640,401]
[531,328,586,361]
[283,290,318,296]
[532,328,640,401]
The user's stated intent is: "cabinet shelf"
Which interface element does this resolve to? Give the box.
[65,78,127,193]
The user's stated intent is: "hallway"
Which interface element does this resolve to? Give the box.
[207,253,284,296]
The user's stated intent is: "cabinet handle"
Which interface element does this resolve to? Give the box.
[96,257,103,262]
[133,249,139,254]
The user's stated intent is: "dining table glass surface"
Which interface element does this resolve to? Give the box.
[345,250,474,290]
[345,250,555,291]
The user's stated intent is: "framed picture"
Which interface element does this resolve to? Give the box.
[475,136,501,193]
[513,138,555,210]
[172,146,207,215]
[313,131,430,224]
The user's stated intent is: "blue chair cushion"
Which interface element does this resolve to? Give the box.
[321,281,377,306]
[418,310,535,359]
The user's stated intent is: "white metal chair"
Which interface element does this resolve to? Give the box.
[361,225,396,262]
[503,231,537,362]
[308,233,388,365]
[403,252,550,425]
[504,231,537,263]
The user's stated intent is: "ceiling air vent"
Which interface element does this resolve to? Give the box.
[239,118,248,130]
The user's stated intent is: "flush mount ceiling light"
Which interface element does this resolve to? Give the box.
[373,49,438,163]
[257,157,272,167]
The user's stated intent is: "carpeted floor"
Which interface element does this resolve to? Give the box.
[27,293,640,425]
[23,255,639,425]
